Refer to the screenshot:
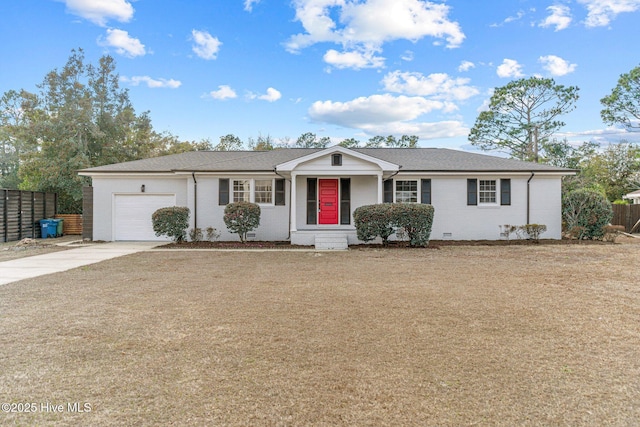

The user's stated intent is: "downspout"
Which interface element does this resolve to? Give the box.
[385,168,401,182]
[192,172,198,230]
[274,168,292,240]
[527,172,535,224]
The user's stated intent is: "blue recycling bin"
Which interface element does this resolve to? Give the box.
[39,219,57,239]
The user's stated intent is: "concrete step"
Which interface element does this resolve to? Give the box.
[314,234,348,250]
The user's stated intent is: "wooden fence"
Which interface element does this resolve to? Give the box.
[611,204,640,233]
[1,189,57,242]
[82,186,93,241]
[54,214,83,235]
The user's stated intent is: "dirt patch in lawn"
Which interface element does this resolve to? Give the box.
[1,244,639,426]
[0,236,78,262]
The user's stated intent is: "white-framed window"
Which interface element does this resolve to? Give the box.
[232,179,274,205]
[479,180,497,204]
[395,180,418,203]
[254,179,273,204]
[233,179,251,202]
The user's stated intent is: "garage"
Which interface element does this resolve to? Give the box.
[113,194,176,241]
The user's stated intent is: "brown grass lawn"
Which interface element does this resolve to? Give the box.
[1,243,639,426]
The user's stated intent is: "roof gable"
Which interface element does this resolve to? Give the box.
[275,146,399,173]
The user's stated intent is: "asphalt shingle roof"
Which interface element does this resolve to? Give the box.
[79,148,574,174]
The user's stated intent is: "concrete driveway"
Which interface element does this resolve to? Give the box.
[0,242,160,286]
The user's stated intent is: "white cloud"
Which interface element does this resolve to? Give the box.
[247,87,282,102]
[504,10,526,23]
[207,85,237,100]
[401,50,414,62]
[540,5,572,31]
[120,76,181,89]
[382,71,479,101]
[308,93,469,140]
[285,0,465,69]
[578,0,640,27]
[62,0,134,26]
[244,0,261,12]
[99,29,145,57]
[191,30,222,60]
[539,55,577,76]
[323,48,385,69]
[490,9,528,27]
[458,60,475,72]
[358,121,469,140]
[496,58,525,78]
[309,94,454,127]
[258,87,282,102]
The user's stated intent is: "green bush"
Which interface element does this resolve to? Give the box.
[562,189,613,240]
[389,203,435,247]
[223,202,261,243]
[152,207,190,242]
[354,203,435,247]
[353,204,395,244]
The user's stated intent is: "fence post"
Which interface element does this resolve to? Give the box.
[2,189,6,243]
[18,190,22,240]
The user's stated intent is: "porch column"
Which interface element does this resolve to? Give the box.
[377,172,383,203]
[290,172,297,233]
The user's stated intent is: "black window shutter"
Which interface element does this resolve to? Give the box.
[421,179,431,204]
[275,179,286,206]
[306,178,317,225]
[467,179,477,206]
[340,178,351,225]
[219,179,229,205]
[501,179,511,206]
[383,180,393,203]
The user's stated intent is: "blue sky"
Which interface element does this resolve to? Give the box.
[1,0,639,151]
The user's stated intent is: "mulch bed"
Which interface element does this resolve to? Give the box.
[158,241,313,249]
[158,238,612,250]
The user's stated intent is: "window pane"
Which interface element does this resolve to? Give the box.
[233,180,250,202]
[395,180,417,203]
[479,180,496,204]
[254,179,272,204]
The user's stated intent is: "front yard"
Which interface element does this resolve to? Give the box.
[1,244,639,425]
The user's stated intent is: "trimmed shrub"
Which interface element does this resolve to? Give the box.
[354,203,435,247]
[500,224,518,241]
[519,224,547,242]
[205,226,220,242]
[562,189,613,240]
[353,204,395,244]
[152,207,190,242]
[389,203,435,247]
[189,227,203,242]
[223,202,261,243]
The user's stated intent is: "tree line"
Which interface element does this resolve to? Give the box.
[213,132,419,151]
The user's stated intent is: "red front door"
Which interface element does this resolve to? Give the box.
[318,179,339,225]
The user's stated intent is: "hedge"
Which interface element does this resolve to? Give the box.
[354,203,435,247]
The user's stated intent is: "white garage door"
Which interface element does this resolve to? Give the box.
[114,194,176,241]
